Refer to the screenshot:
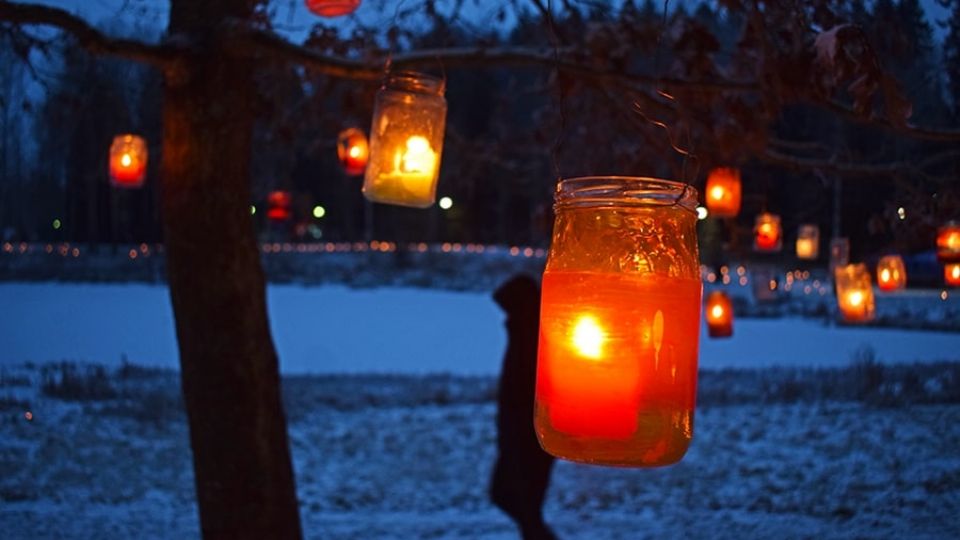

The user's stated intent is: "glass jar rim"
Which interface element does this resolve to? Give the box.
[383,70,445,95]
[555,176,698,212]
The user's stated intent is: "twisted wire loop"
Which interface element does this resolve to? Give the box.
[545,0,565,181]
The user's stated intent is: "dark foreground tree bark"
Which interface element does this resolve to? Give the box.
[161,1,302,538]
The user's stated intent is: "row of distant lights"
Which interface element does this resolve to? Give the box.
[2,242,157,259]
[251,197,454,219]
[702,265,830,296]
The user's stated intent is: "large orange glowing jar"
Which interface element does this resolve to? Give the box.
[753,213,782,252]
[337,128,369,176]
[704,167,741,218]
[876,255,907,292]
[535,177,702,467]
[705,291,733,338]
[109,134,147,188]
[945,263,960,287]
[363,71,446,208]
[835,263,875,323]
[937,222,960,263]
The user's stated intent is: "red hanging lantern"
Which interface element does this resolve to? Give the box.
[305,0,360,17]
[937,222,960,263]
[753,213,782,252]
[876,255,907,292]
[337,128,369,176]
[109,134,147,188]
[945,263,960,287]
[704,167,741,218]
[704,291,733,338]
[267,191,292,222]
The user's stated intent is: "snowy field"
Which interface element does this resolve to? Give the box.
[2,283,959,373]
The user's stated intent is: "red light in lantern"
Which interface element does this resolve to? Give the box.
[937,222,960,263]
[337,128,369,176]
[704,291,733,338]
[267,191,292,222]
[946,263,960,287]
[753,213,782,252]
[109,134,147,188]
[876,255,907,292]
[305,0,360,17]
[704,167,741,218]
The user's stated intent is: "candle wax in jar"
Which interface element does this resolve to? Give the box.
[535,270,701,466]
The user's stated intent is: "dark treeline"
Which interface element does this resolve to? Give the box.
[1,0,958,260]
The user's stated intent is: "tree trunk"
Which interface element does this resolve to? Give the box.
[161,1,302,538]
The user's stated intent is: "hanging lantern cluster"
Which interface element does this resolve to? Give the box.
[305,0,360,17]
[535,177,701,467]
[267,191,293,222]
[363,71,447,208]
[753,212,782,252]
[937,222,960,263]
[337,128,369,176]
[876,255,907,292]
[835,263,875,323]
[704,291,733,338]
[704,167,741,218]
[109,134,147,188]
[945,263,960,287]
[795,224,820,260]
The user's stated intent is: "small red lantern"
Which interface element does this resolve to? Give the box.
[267,191,292,222]
[705,291,733,338]
[753,213,782,252]
[945,263,960,287]
[704,167,741,218]
[109,134,147,188]
[876,255,907,292]
[305,0,360,17]
[337,128,369,176]
[937,222,960,263]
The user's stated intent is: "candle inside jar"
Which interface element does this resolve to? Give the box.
[370,136,438,204]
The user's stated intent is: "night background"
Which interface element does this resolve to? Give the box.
[1,0,960,539]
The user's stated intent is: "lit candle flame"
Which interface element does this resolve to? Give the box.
[709,186,725,201]
[848,290,864,307]
[572,315,605,359]
[399,135,436,174]
[349,145,362,158]
[709,304,724,320]
[952,265,960,279]
[120,153,132,168]
[880,268,890,283]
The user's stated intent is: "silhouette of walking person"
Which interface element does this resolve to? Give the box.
[490,275,558,540]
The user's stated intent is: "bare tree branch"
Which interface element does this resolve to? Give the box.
[761,147,960,176]
[817,99,960,143]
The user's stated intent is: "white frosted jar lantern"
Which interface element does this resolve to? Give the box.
[363,71,447,208]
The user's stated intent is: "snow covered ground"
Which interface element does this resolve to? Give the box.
[1,283,958,373]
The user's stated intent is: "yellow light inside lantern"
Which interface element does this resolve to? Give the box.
[709,186,725,201]
[879,269,890,282]
[571,315,605,360]
[835,263,875,323]
[120,153,132,167]
[848,290,864,307]
[348,145,362,159]
[709,304,724,320]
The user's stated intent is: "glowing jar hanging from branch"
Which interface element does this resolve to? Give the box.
[109,134,147,188]
[704,167,741,218]
[267,191,292,222]
[337,128,369,176]
[945,263,960,287]
[535,177,702,467]
[305,0,360,17]
[795,224,820,260]
[834,263,875,323]
[704,290,733,338]
[363,71,447,208]
[753,212,782,252]
[876,255,907,292]
[937,222,960,263]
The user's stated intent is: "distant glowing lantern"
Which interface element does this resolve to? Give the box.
[267,191,292,222]
[796,224,820,260]
[337,127,368,176]
[753,213,782,252]
[834,263,875,323]
[876,255,907,292]
[363,71,447,208]
[937,222,960,263]
[109,134,147,188]
[536,177,701,467]
[704,291,733,338]
[945,263,960,287]
[704,167,741,218]
[305,0,360,17]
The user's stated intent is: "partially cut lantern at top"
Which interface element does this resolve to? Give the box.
[876,255,907,292]
[945,263,960,287]
[267,191,292,222]
[796,224,820,260]
[109,134,147,188]
[535,177,701,467]
[363,71,447,208]
[704,167,741,218]
[704,291,733,338]
[337,128,369,176]
[835,263,875,323]
[305,0,360,17]
[753,213,782,252]
[937,222,960,263]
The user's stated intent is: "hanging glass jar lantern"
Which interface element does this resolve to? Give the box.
[109,134,147,188]
[305,0,360,17]
[753,213,782,252]
[704,291,733,338]
[535,177,701,467]
[876,255,907,292]
[267,191,292,222]
[937,222,960,263]
[835,263,875,323]
[363,71,447,208]
[704,167,741,218]
[337,127,369,176]
[945,263,960,287]
[795,224,820,260]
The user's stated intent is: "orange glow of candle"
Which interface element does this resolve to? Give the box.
[795,224,819,260]
[109,134,147,188]
[945,263,960,287]
[266,190,292,222]
[753,213,782,252]
[937,222,960,263]
[835,263,875,323]
[876,255,907,292]
[337,127,369,176]
[536,177,701,467]
[704,290,733,338]
[704,167,741,218]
